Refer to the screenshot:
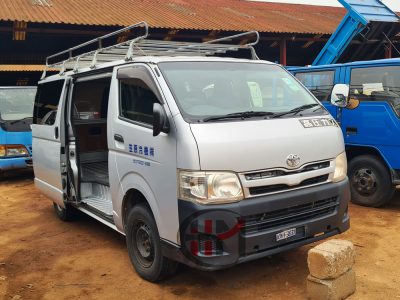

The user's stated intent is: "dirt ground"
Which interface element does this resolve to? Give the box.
[1,171,399,300]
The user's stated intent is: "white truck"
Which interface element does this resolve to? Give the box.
[32,22,350,282]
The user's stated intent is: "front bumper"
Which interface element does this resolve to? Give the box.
[0,156,33,172]
[163,179,350,271]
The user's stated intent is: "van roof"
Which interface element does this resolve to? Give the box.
[39,56,276,83]
[40,21,265,81]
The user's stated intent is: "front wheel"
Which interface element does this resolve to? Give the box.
[126,204,178,282]
[348,155,395,207]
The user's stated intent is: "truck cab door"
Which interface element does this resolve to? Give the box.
[340,64,400,150]
[32,79,68,207]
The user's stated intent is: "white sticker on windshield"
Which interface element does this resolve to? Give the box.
[362,83,384,96]
[247,82,263,107]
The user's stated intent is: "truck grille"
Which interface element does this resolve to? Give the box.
[248,174,329,196]
[242,196,339,234]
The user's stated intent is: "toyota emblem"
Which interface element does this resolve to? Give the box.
[286,154,300,168]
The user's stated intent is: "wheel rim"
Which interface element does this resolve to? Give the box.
[133,221,154,268]
[352,168,378,196]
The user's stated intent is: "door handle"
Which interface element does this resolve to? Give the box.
[55,126,59,139]
[114,134,124,143]
[346,127,358,135]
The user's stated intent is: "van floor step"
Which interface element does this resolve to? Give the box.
[82,197,113,216]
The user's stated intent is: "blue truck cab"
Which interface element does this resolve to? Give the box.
[0,86,36,176]
[290,59,400,206]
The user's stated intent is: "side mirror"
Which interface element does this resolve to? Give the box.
[153,103,170,137]
[330,84,350,108]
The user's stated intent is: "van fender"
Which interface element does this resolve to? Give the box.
[113,172,162,236]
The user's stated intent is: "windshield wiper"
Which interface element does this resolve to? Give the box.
[272,104,321,118]
[10,116,33,125]
[203,111,276,122]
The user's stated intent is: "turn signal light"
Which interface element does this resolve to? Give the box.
[0,145,29,158]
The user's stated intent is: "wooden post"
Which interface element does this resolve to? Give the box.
[385,43,392,59]
[280,39,287,66]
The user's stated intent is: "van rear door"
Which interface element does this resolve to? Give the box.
[32,79,67,207]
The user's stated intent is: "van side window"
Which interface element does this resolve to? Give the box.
[72,77,111,120]
[295,71,335,102]
[33,80,65,125]
[350,66,400,116]
[119,79,158,125]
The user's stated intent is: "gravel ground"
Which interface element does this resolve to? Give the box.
[1,171,399,300]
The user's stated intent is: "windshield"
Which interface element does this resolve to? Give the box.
[0,87,37,121]
[159,62,323,122]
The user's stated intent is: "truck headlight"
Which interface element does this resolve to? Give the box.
[332,152,347,182]
[179,171,244,204]
[0,145,29,157]
[0,145,5,157]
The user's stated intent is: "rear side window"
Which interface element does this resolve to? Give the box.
[72,77,111,121]
[119,78,159,126]
[33,80,65,125]
[350,66,400,116]
[295,70,335,102]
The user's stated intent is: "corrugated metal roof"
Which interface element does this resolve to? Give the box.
[0,65,56,71]
[0,0,347,34]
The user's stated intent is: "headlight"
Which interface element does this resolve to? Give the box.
[332,152,347,182]
[0,145,29,158]
[0,145,5,157]
[179,170,244,204]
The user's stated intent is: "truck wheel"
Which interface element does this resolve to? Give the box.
[53,203,78,221]
[126,204,178,282]
[348,155,395,207]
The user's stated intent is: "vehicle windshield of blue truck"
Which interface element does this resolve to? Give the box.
[0,87,37,130]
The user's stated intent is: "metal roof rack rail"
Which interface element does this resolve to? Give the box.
[41,21,260,79]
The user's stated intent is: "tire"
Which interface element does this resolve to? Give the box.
[125,204,178,282]
[348,155,395,207]
[53,202,78,221]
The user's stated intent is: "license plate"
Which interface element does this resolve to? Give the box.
[276,228,297,241]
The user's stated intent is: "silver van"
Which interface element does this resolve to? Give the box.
[32,23,350,282]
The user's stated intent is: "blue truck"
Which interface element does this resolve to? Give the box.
[289,0,400,207]
[0,86,36,177]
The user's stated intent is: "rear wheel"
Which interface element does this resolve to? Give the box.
[126,204,178,282]
[53,202,78,221]
[348,155,395,207]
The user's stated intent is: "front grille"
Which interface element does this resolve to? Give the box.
[249,174,329,196]
[245,161,330,181]
[242,196,339,234]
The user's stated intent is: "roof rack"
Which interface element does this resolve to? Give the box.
[41,21,260,79]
